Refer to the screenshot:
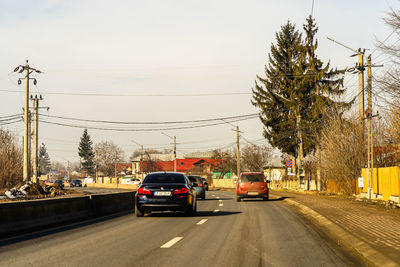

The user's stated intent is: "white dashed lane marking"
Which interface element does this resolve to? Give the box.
[213,209,220,213]
[219,203,223,207]
[161,237,183,248]
[216,196,220,199]
[219,200,222,202]
[197,219,208,225]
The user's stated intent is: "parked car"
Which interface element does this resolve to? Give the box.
[135,172,197,217]
[200,177,209,191]
[128,178,141,185]
[236,172,269,201]
[53,179,65,189]
[70,179,82,187]
[187,175,206,200]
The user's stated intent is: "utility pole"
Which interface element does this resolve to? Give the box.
[365,55,382,199]
[13,60,42,182]
[296,111,304,182]
[31,95,45,183]
[114,151,118,182]
[236,126,241,178]
[161,132,177,172]
[173,136,177,172]
[140,145,144,179]
[367,55,374,199]
[28,110,31,180]
[357,49,366,123]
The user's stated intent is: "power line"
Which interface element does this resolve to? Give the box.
[39,116,258,132]
[38,112,259,125]
[0,89,251,97]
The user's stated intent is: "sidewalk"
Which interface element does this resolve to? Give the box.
[272,190,400,265]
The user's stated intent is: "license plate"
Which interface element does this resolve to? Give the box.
[155,191,171,196]
[248,192,259,196]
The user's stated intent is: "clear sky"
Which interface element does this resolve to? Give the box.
[0,0,399,164]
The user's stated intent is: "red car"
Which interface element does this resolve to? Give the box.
[236,172,270,201]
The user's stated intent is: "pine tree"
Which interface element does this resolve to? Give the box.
[38,143,51,174]
[252,21,310,158]
[78,129,95,176]
[302,15,348,144]
[252,18,349,161]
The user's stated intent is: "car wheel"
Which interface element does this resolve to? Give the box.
[185,204,196,216]
[263,195,269,201]
[135,204,144,217]
[236,196,241,202]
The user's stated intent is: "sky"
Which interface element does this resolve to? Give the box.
[0,0,399,164]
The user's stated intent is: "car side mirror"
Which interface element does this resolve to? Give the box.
[192,182,198,187]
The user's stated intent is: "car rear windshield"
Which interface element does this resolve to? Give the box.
[143,173,186,184]
[240,174,264,182]
[187,176,199,182]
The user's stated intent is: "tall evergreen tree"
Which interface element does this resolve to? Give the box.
[38,143,51,174]
[252,18,348,160]
[78,129,95,175]
[252,21,309,158]
[301,16,348,145]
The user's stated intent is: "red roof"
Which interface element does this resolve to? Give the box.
[140,158,222,172]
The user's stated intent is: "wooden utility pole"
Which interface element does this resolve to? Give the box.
[174,136,177,172]
[13,61,42,181]
[140,145,144,179]
[357,49,366,123]
[296,111,304,182]
[31,95,46,183]
[236,126,241,177]
[23,63,30,181]
[367,55,374,199]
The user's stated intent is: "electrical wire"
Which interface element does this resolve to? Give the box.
[39,116,258,132]
[37,113,259,125]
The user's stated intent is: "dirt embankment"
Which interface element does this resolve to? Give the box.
[0,182,83,202]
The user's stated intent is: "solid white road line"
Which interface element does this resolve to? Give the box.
[197,219,208,225]
[219,203,223,207]
[213,209,220,213]
[161,237,183,248]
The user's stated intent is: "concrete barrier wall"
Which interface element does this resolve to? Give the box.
[0,192,135,238]
[86,183,138,190]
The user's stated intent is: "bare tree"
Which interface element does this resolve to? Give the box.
[211,149,236,178]
[94,141,125,176]
[241,144,272,172]
[320,113,366,193]
[0,129,23,188]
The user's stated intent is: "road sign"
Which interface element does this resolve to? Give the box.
[285,160,292,167]
[358,177,364,188]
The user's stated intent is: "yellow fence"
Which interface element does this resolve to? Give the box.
[361,166,399,200]
[212,179,236,189]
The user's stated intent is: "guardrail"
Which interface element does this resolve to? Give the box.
[0,191,135,238]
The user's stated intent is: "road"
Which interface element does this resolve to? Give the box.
[0,191,364,267]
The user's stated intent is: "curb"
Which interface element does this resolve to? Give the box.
[277,195,398,267]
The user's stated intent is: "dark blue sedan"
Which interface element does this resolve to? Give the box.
[135,172,197,217]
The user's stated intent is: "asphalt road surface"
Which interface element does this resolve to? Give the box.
[0,191,364,267]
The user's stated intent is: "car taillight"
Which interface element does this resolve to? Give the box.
[138,187,151,195]
[174,187,189,194]
[198,183,203,187]
[264,182,268,187]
